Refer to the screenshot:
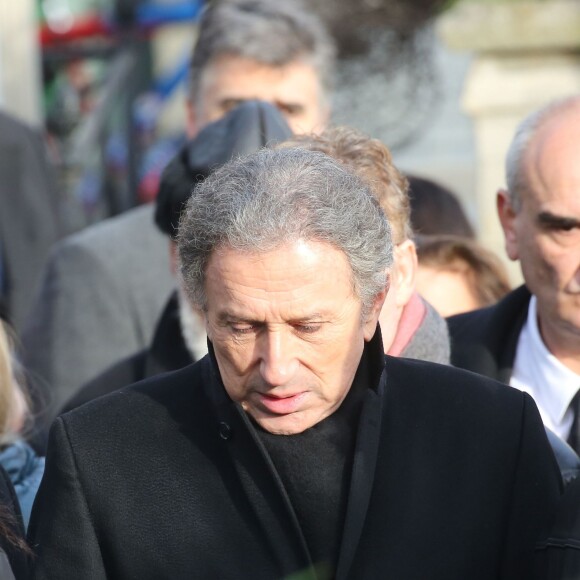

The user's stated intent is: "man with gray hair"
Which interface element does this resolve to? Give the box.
[22,0,335,430]
[448,95,580,458]
[29,147,560,579]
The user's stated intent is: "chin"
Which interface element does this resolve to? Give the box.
[254,411,325,436]
[258,418,310,436]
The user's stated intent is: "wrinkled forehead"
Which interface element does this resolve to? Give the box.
[203,240,360,310]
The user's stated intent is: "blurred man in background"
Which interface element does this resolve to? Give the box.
[22,0,335,427]
[448,95,580,455]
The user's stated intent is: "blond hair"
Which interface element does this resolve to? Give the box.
[278,126,411,244]
[0,323,27,446]
[416,235,511,308]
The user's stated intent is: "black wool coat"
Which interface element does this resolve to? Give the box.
[535,474,580,579]
[28,330,561,580]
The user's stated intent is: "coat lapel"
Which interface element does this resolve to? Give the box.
[489,285,531,384]
[201,352,315,578]
[335,332,386,580]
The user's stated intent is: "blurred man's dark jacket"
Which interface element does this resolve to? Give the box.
[0,111,62,333]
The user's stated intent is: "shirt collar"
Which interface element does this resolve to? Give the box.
[524,295,580,424]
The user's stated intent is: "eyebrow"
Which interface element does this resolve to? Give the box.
[216,311,325,324]
[537,211,580,230]
[218,98,246,109]
[216,311,255,324]
[218,97,305,114]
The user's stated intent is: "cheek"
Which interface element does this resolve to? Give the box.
[520,241,566,289]
[211,333,257,378]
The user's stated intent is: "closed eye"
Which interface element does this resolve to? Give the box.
[229,322,261,335]
[292,321,324,335]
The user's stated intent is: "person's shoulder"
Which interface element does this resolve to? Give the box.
[44,204,170,286]
[63,350,148,413]
[59,359,208,437]
[385,355,526,411]
[0,110,36,144]
[447,285,531,336]
[383,356,546,465]
[53,204,158,256]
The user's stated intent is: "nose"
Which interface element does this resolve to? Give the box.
[258,330,299,387]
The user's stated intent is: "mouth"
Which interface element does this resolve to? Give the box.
[256,391,308,415]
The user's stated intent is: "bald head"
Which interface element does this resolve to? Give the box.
[505,95,580,211]
[498,95,580,363]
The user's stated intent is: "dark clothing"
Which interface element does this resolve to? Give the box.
[546,430,580,487]
[62,292,192,413]
[29,328,562,579]
[0,465,29,580]
[447,286,580,478]
[535,475,580,579]
[257,349,370,572]
[0,111,63,333]
[447,285,531,385]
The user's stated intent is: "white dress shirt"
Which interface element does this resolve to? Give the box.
[510,295,580,439]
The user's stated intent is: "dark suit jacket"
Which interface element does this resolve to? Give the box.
[447,285,531,384]
[28,331,562,579]
[0,111,63,333]
[447,286,580,482]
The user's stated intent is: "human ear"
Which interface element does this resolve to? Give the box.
[497,189,519,261]
[391,240,418,308]
[362,277,389,341]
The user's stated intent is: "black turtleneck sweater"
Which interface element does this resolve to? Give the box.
[256,350,375,575]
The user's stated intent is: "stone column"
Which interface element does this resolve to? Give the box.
[437,0,580,283]
[0,0,43,125]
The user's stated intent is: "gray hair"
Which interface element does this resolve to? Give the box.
[177,147,393,313]
[505,94,580,211]
[189,0,336,104]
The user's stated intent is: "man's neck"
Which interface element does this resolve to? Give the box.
[538,313,580,375]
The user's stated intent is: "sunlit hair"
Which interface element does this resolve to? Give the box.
[416,235,511,308]
[189,0,336,106]
[506,94,580,211]
[278,126,411,244]
[0,322,27,447]
[178,147,392,313]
